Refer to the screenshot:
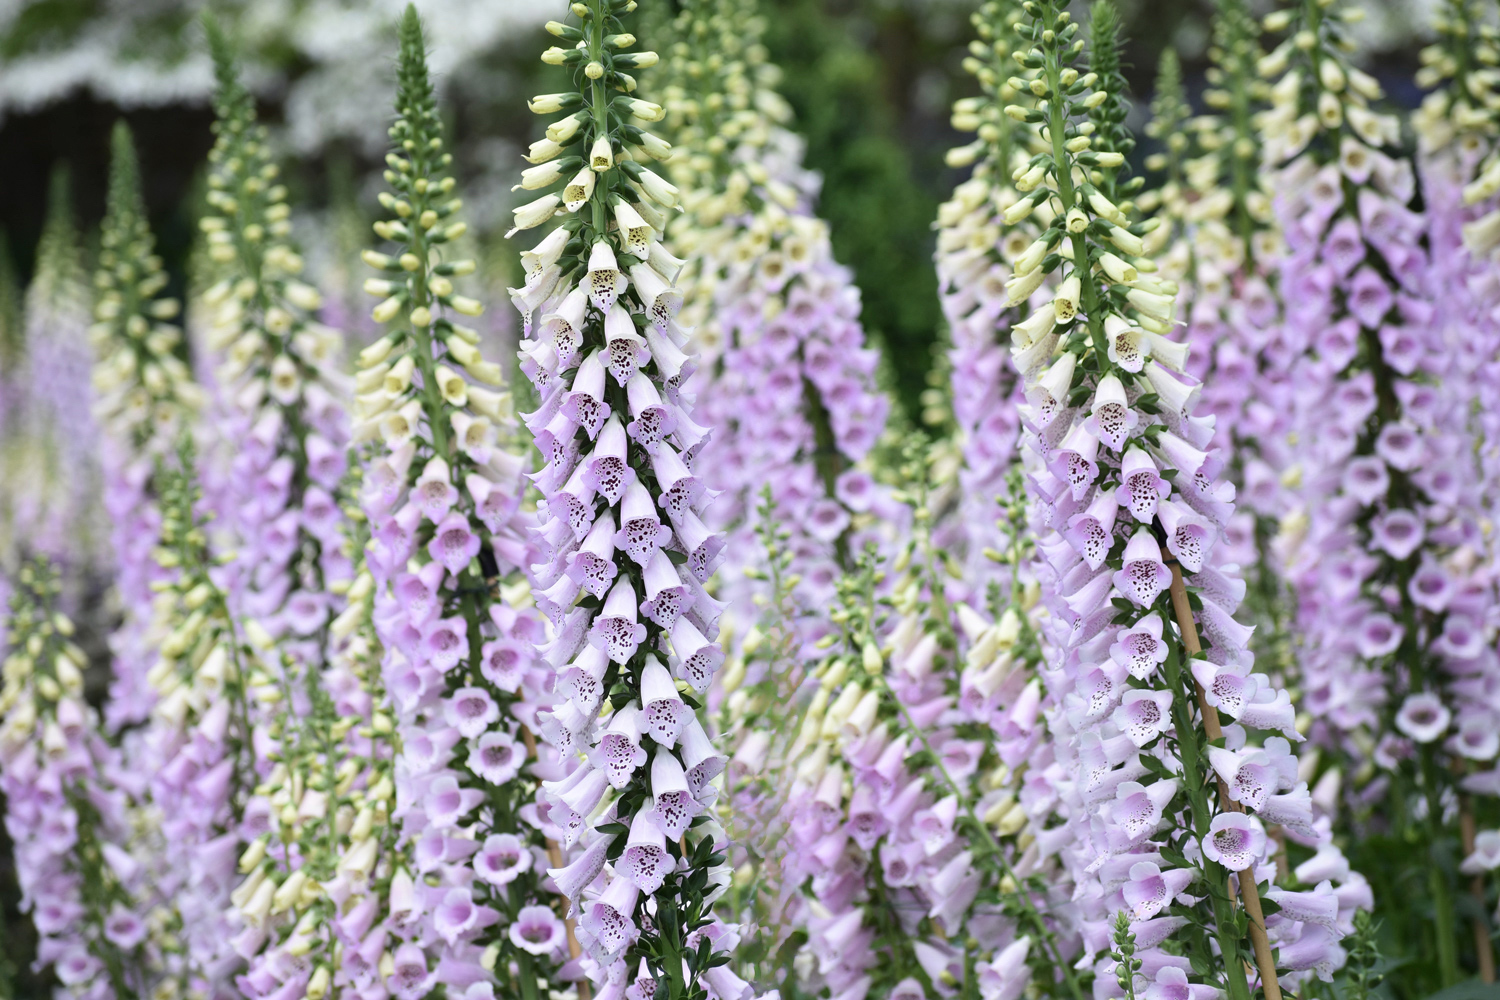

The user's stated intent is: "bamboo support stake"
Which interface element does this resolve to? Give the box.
[1461,800,1497,983]
[1166,557,1283,1000]
[521,726,590,1000]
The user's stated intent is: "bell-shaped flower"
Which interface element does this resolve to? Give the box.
[1104,315,1148,373]
[542,765,610,847]
[669,615,723,693]
[1152,430,1222,487]
[1110,613,1169,680]
[479,636,529,693]
[1119,447,1169,522]
[1113,689,1175,747]
[1113,530,1172,607]
[1121,861,1194,921]
[641,656,691,746]
[557,643,608,716]
[426,774,486,829]
[586,241,627,312]
[475,833,533,887]
[540,464,595,543]
[1064,486,1118,570]
[510,903,566,956]
[651,445,705,521]
[1265,880,1340,929]
[640,549,692,628]
[604,302,651,385]
[1084,373,1138,450]
[615,481,672,567]
[1051,422,1101,501]
[650,749,703,838]
[539,698,596,756]
[536,572,583,627]
[1395,692,1451,743]
[1354,611,1403,659]
[434,886,499,946]
[1143,966,1221,1000]
[620,810,671,894]
[1108,780,1179,851]
[548,833,611,906]
[581,876,641,964]
[469,731,523,785]
[1201,813,1266,872]
[625,372,675,455]
[429,512,481,574]
[976,937,1031,1000]
[568,511,620,599]
[446,687,500,739]
[628,263,683,330]
[1370,508,1424,560]
[593,703,650,788]
[422,616,468,672]
[1143,361,1200,421]
[1206,746,1275,811]
[563,351,611,439]
[590,579,647,665]
[390,942,436,1000]
[1157,499,1213,573]
[585,416,636,505]
[1025,351,1075,429]
[672,509,726,583]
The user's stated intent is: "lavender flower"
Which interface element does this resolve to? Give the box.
[650,0,892,629]
[90,124,204,731]
[511,4,751,997]
[0,562,155,999]
[1263,1,1499,982]
[356,9,563,995]
[997,6,1366,999]
[194,18,352,669]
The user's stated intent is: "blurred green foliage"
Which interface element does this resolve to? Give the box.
[760,0,945,418]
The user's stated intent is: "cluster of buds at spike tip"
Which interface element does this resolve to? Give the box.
[935,0,1043,595]
[132,441,263,994]
[999,4,1369,1000]
[0,561,158,1000]
[10,169,108,588]
[91,123,205,732]
[646,0,891,637]
[1259,0,1500,986]
[196,17,352,662]
[509,3,757,999]
[354,7,564,995]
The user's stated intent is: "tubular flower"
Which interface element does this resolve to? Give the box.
[1001,5,1365,1000]
[1262,0,1500,983]
[194,18,352,665]
[648,0,892,630]
[91,123,204,730]
[0,562,156,999]
[355,8,562,995]
[509,3,750,997]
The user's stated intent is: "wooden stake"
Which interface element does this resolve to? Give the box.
[522,726,591,1000]
[1166,557,1283,1000]
[1461,799,1497,983]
